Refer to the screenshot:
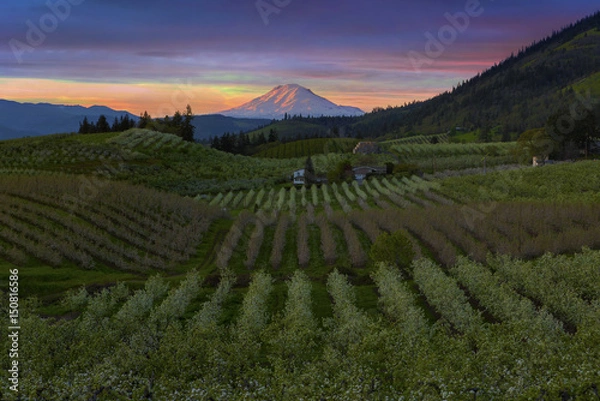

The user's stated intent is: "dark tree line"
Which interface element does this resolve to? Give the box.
[79,105,196,142]
[208,112,369,156]
[78,115,136,134]
[517,103,600,161]
[137,105,195,142]
[210,128,278,154]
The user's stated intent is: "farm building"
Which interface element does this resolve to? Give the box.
[353,166,386,181]
[353,141,382,155]
[293,169,306,185]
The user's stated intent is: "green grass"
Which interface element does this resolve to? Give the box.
[556,28,600,51]
[450,130,478,143]
[438,160,600,203]
[381,133,450,146]
[70,131,121,144]
[0,259,142,315]
[0,129,302,195]
[570,71,600,96]
[246,120,329,142]
[254,138,358,159]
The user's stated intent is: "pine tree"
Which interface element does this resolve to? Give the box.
[304,156,315,183]
[111,117,120,132]
[181,104,195,142]
[267,128,276,142]
[78,116,91,134]
[138,111,151,129]
[95,115,110,133]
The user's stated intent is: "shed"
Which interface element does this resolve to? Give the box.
[353,166,386,181]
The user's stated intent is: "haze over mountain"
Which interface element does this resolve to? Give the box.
[0,100,136,140]
[219,84,365,120]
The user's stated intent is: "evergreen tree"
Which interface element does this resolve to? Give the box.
[172,111,183,130]
[121,115,135,131]
[111,117,120,132]
[268,128,278,142]
[181,104,195,142]
[138,111,151,129]
[96,115,110,133]
[304,156,315,184]
[304,156,315,177]
[478,126,492,143]
[78,117,91,134]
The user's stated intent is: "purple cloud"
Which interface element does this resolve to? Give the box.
[0,0,598,112]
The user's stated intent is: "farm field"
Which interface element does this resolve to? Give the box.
[254,137,359,159]
[0,129,520,195]
[0,131,599,400]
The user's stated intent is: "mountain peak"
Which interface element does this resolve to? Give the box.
[220,84,364,119]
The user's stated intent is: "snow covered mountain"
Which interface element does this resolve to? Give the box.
[219,84,365,119]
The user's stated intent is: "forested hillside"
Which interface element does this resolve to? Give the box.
[350,11,600,138]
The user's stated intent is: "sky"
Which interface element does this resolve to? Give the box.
[1,0,598,116]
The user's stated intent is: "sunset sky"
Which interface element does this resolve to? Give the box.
[1,0,598,116]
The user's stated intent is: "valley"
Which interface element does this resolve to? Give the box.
[1,9,599,401]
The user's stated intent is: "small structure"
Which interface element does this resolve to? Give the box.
[533,156,549,167]
[353,142,382,155]
[292,169,306,185]
[353,166,386,181]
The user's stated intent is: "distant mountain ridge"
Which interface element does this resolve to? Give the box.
[219,84,365,119]
[0,100,137,140]
[191,115,271,140]
[0,100,272,141]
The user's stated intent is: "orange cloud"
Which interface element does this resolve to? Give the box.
[0,78,238,116]
[2,78,419,116]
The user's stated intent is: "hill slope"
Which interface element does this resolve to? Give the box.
[0,100,137,139]
[350,11,600,138]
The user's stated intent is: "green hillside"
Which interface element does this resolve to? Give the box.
[0,129,301,194]
[349,12,600,138]
[245,119,329,141]
[571,70,600,95]
[254,137,359,158]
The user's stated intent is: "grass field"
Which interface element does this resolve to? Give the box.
[571,70,600,96]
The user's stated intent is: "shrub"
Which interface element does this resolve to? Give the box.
[370,230,415,269]
[393,163,420,177]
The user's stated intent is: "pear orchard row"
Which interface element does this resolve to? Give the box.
[5,250,598,400]
[203,175,449,214]
[0,175,219,271]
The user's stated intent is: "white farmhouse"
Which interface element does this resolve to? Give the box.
[293,169,306,185]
